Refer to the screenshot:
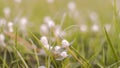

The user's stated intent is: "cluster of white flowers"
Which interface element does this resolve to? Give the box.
[0,1,30,48]
[40,36,53,50]
[40,35,70,60]
[0,0,29,34]
[39,15,71,60]
[44,16,55,28]
[54,39,70,60]
[40,16,66,38]
[40,16,55,35]
[67,1,80,20]
[39,14,72,60]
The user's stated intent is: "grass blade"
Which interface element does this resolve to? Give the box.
[104,27,118,62]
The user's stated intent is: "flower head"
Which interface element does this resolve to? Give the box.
[3,7,11,18]
[54,46,61,51]
[62,39,70,48]
[38,66,46,68]
[8,22,14,32]
[80,24,88,32]
[40,36,48,45]
[68,1,76,11]
[91,24,99,32]
[60,51,68,58]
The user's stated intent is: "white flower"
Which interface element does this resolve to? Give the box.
[44,44,53,50]
[40,24,48,35]
[40,36,53,50]
[40,36,48,45]
[47,20,55,28]
[20,17,28,26]
[44,16,51,23]
[8,22,14,32]
[56,51,68,60]
[38,66,46,68]
[14,0,22,4]
[0,18,6,27]
[68,1,76,11]
[19,17,28,32]
[91,24,99,32]
[43,16,55,28]
[54,46,61,51]
[3,7,11,17]
[80,24,88,32]
[46,0,54,4]
[62,39,70,48]
[89,12,99,23]
[60,51,68,58]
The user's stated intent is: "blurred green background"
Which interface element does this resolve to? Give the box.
[0,0,113,32]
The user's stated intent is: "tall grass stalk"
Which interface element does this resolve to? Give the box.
[104,28,118,64]
[67,47,90,68]
[3,50,8,68]
[14,28,29,68]
[71,46,91,67]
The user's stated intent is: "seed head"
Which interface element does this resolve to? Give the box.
[0,34,5,42]
[68,1,76,11]
[3,7,11,18]
[62,39,70,48]
[40,36,48,45]
[8,22,14,32]
[40,24,48,35]
[20,17,28,25]
[54,46,61,51]
[60,51,68,58]
[91,24,99,32]
[80,24,87,32]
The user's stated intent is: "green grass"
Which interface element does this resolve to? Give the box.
[0,0,120,68]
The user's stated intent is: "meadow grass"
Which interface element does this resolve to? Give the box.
[0,0,120,68]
